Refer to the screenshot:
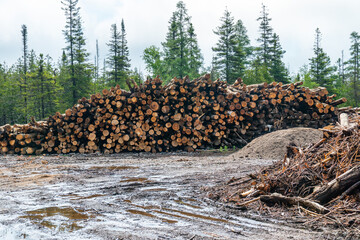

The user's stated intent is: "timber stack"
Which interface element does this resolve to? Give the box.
[0,74,346,155]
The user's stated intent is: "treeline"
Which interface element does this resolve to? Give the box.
[0,1,359,126]
[0,0,139,125]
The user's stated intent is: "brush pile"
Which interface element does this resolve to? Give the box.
[213,112,360,227]
[0,74,345,155]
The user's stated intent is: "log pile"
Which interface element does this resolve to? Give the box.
[0,74,345,155]
[213,113,360,227]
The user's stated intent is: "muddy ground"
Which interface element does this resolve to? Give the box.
[0,152,341,240]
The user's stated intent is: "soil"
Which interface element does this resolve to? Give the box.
[0,152,343,240]
[231,127,323,160]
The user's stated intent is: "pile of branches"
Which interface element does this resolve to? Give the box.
[217,113,360,227]
[0,74,345,155]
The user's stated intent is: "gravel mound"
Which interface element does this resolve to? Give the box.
[231,127,323,160]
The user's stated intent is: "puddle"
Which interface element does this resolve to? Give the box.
[126,209,177,224]
[90,166,138,171]
[174,199,202,209]
[124,200,227,224]
[120,177,150,183]
[20,207,96,232]
[142,188,167,192]
[21,207,94,220]
[62,193,105,200]
[162,208,230,223]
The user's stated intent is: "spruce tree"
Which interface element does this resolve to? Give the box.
[257,4,273,67]
[119,19,130,83]
[346,32,360,106]
[213,10,252,83]
[61,0,91,105]
[107,20,130,88]
[187,23,203,78]
[212,9,237,83]
[232,19,251,81]
[21,25,29,122]
[269,33,289,83]
[309,28,334,92]
[162,1,202,80]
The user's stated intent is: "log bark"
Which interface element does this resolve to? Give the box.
[310,165,360,204]
[260,193,329,214]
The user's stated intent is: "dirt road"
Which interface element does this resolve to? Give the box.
[0,153,338,239]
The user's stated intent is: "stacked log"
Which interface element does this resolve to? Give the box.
[0,74,346,155]
[0,121,47,155]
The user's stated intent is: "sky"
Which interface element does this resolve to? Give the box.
[0,0,360,76]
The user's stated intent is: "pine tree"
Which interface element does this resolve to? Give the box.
[212,9,237,83]
[27,54,56,119]
[61,0,91,105]
[346,32,360,106]
[107,20,130,88]
[269,33,289,83]
[257,4,273,67]
[21,24,29,122]
[309,28,334,92]
[187,23,203,78]
[162,1,202,80]
[119,19,131,83]
[232,19,251,81]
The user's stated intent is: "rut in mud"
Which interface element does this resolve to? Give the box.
[0,153,341,240]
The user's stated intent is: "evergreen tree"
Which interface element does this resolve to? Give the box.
[212,9,237,83]
[232,19,251,81]
[187,23,203,78]
[257,4,273,67]
[212,10,251,84]
[28,54,57,119]
[269,33,289,83]
[21,24,29,122]
[119,19,131,83]
[61,0,91,105]
[346,32,360,106]
[309,28,334,92]
[162,1,202,80]
[107,20,130,88]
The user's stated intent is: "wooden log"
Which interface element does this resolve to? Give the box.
[260,193,329,214]
[310,165,360,204]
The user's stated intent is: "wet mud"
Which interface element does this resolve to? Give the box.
[0,153,339,239]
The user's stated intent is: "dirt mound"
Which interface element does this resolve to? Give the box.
[231,127,323,160]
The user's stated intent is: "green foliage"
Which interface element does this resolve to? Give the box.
[243,56,272,84]
[296,65,319,89]
[256,4,273,68]
[61,0,92,106]
[269,33,289,83]
[345,32,360,106]
[212,10,251,84]
[142,45,167,79]
[143,1,203,82]
[309,28,335,93]
[106,20,131,88]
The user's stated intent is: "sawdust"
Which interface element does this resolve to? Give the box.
[231,127,323,160]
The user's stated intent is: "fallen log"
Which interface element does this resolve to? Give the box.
[310,165,360,205]
[260,193,329,214]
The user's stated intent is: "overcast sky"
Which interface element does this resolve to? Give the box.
[0,0,359,76]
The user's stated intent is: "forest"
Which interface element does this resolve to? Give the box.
[0,0,359,126]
